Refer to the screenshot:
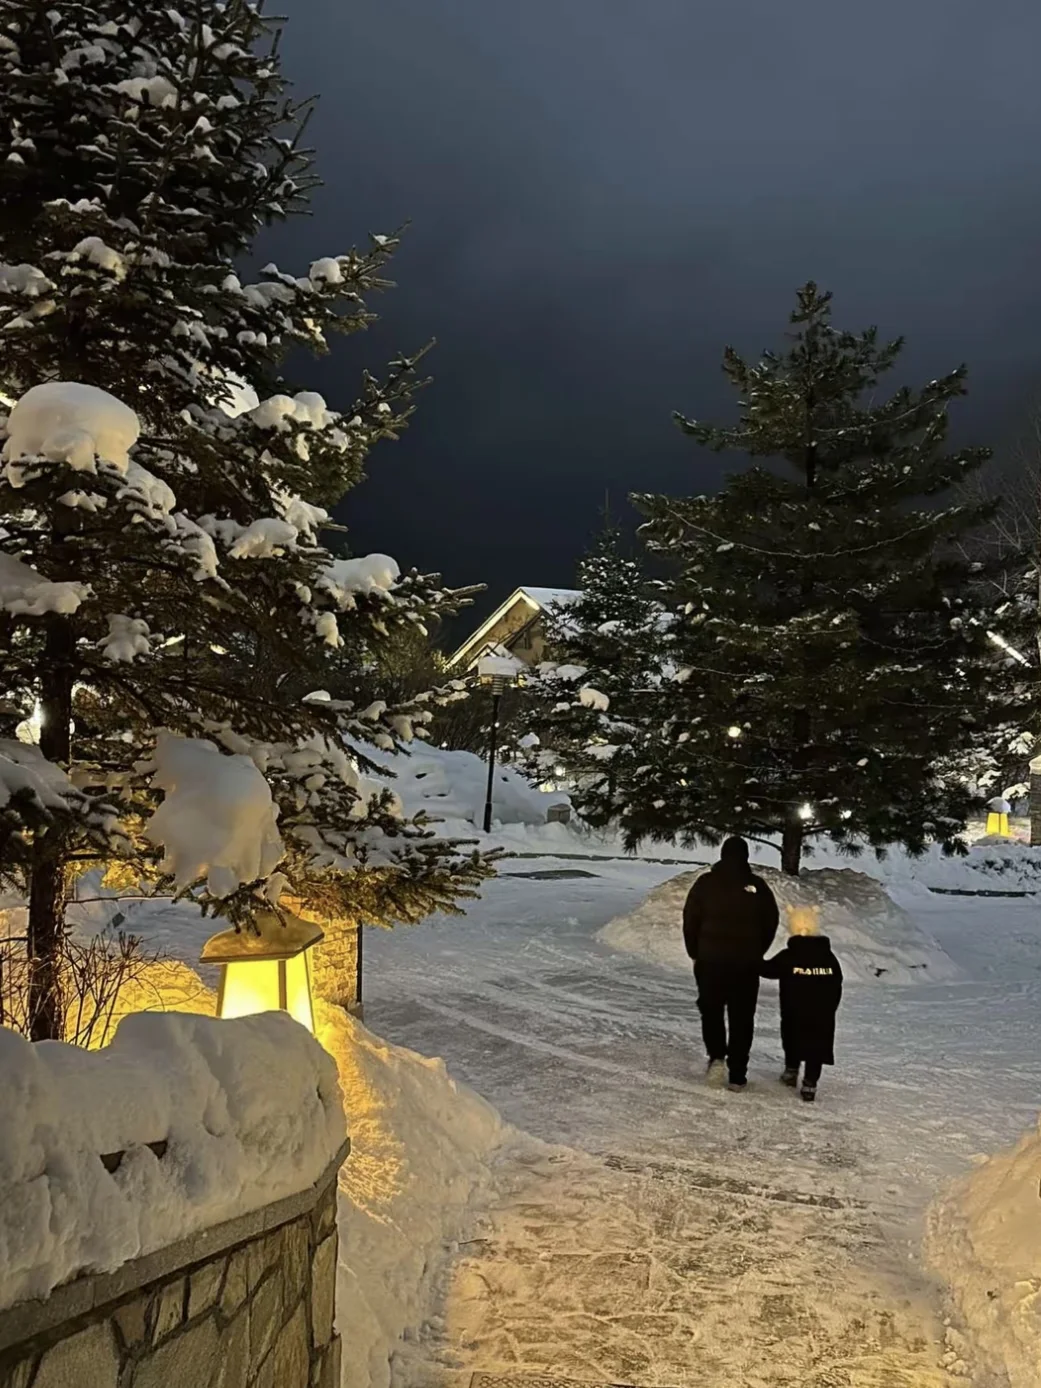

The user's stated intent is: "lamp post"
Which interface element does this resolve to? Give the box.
[477,654,522,833]
[985,796,1011,839]
[201,909,324,1034]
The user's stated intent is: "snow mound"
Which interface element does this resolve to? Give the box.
[928,1117,1041,1388]
[145,732,284,897]
[3,381,139,473]
[0,1011,344,1311]
[599,865,959,984]
[320,1006,508,1388]
[386,743,568,829]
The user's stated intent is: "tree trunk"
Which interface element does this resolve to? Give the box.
[27,613,75,1041]
[780,819,803,877]
[1031,772,1041,848]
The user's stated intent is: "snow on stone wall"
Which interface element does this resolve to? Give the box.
[599,865,960,984]
[0,1138,344,1388]
[0,1011,345,1312]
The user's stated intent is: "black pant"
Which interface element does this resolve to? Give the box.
[694,963,760,1084]
[785,1055,823,1086]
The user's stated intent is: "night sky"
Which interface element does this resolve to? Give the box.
[261,0,1041,622]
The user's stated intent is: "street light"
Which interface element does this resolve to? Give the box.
[201,908,324,1034]
[477,652,523,833]
[985,796,1011,838]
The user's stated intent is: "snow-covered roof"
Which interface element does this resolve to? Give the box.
[518,587,582,609]
[447,586,581,670]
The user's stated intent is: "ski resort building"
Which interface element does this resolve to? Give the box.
[447,586,581,673]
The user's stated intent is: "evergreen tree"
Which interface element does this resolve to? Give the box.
[516,520,663,825]
[624,283,1028,873]
[0,0,491,1038]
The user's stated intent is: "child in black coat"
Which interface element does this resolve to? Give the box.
[760,904,843,1102]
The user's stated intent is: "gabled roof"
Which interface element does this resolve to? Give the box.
[447,586,581,669]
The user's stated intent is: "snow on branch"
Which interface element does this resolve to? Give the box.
[144,733,284,899]
[3,381,139,475]
[0,551,89,616]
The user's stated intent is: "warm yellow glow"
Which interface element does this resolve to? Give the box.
[219,958,282,1021]
[285,951,315,1032]
[203,912,322,1035]
[986,811,1010,837]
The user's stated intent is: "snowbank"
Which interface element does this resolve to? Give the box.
[928,1118,1041,1388]
[319,1006,509,1388]
[0,1011,344,1311]
[385,743,568,830]
[876,838,1041,894]
[599,865,959,983]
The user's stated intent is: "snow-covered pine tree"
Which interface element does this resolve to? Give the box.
[625,283,1029,874]
[515,520,663,826]
[0,0,491,1038]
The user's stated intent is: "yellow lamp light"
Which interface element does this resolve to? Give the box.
[985,797,1011,838]
[200,910,324,1034]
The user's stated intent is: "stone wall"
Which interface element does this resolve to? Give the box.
[0,1142,348,1388]
[311,919,360,1014]
[281,896,361,1015]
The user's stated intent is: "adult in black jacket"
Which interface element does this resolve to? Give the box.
[760,908,843,1102]
[682,837,779,1089]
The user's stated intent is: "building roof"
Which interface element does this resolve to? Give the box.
[447,586,582,669]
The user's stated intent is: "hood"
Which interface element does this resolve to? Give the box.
[710,858,752,882]
[788,933,832,957]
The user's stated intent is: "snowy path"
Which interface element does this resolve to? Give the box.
[363,859,1041,1388]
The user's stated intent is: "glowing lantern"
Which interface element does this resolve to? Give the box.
[200,910,323,1034]
[985,797,1011,838]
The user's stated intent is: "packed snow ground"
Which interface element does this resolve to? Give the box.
[21,774,1041,1386]
[359,853,1040,1388]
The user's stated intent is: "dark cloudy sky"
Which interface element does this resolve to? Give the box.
[263,0,1041,618]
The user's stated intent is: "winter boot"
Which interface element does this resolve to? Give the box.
[706,1059,727,1087]
[800,1084,817,1103]
[781,1067,799,1087]
[727,1075,747,1092]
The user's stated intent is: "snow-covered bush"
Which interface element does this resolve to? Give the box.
[0,1,493,1034]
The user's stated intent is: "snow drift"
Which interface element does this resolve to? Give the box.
[928,1117,1041,1388]
[599,865,959,983]
[384,743,568,830]
[0,1011,344,1311]
[319,1005,509,1388]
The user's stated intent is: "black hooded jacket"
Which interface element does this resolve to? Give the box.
[682,855,779,968]
[760,934,843,1065]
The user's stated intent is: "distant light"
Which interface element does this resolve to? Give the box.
[727,725,743,739]
[16,698,44,745]
[798,803,814,821]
